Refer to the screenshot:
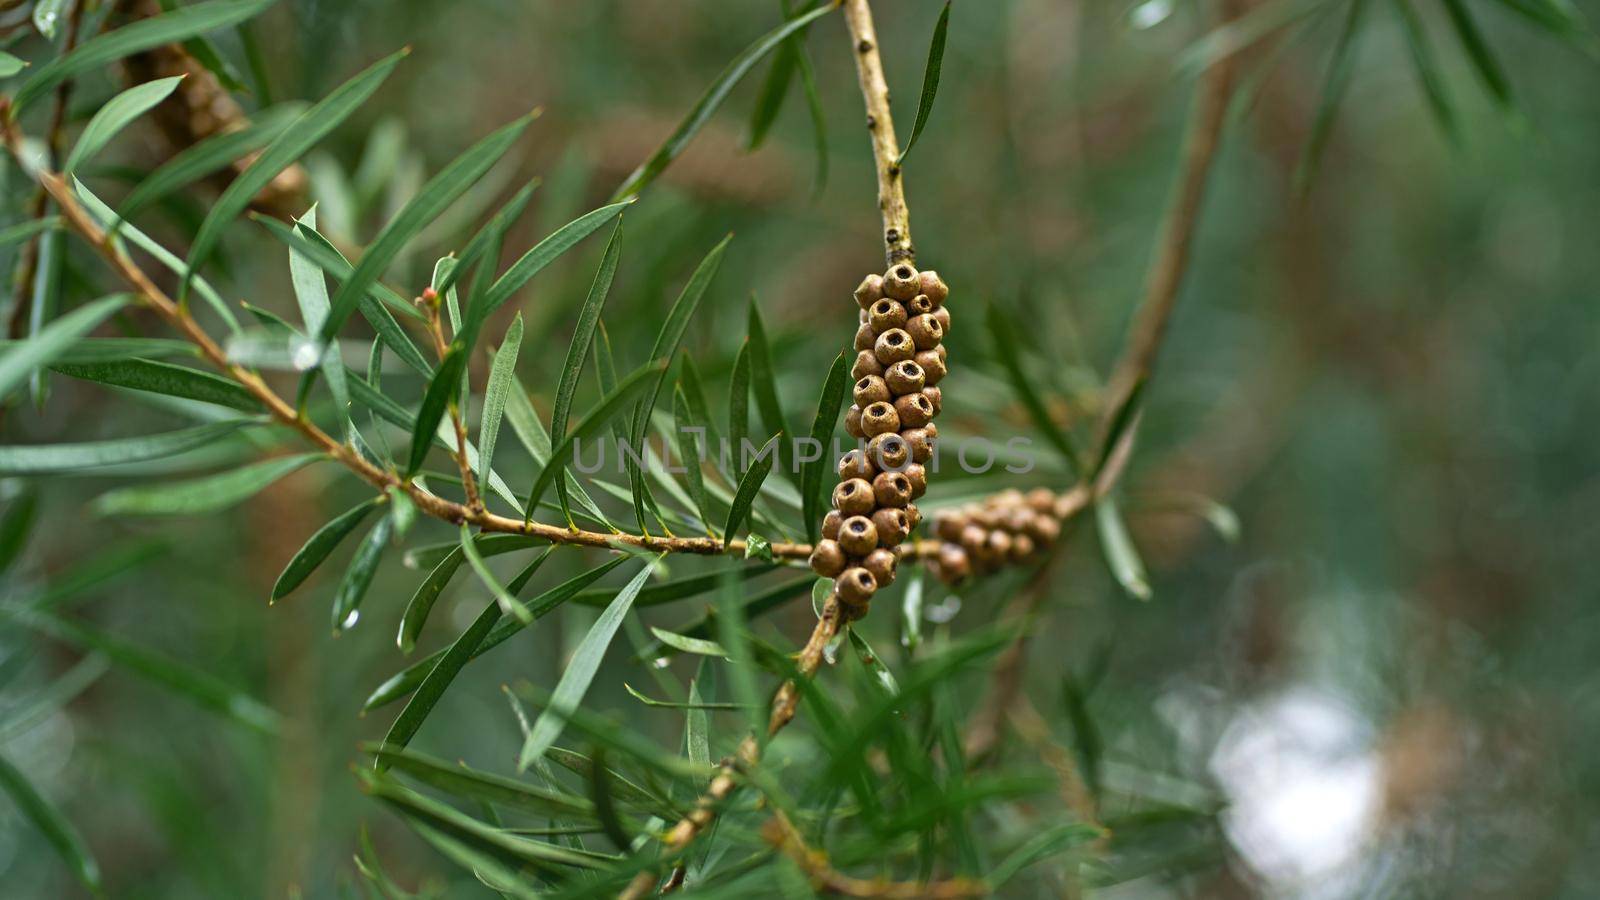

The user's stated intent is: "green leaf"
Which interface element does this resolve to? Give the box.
[11,0,274,114]
[611,2,837,200]
[847,627,900,697]
[396,534,542,653]
[746,299,790,447]
[518,562,656,769]
[686,668,712,771]
[630,236,731,525]
[320,114,534,349]
[469,200,633,348]
[552,219,624,521]
[1095,495,1150,601]
[0,294,128,400]
[0,51,25,79]
[0,419,251,474]
[673,385,715,536]
[646,627,727,658]
[898,1,951,166]
[746,36,797,152]
[0,488,36,577]
[1296,0,1370,192]
[186,48,405,297]
[459,523,534,623]
[624,680,746,711]
[722,433,779,548]
[332,514,394,632]
[93,453,321,516]
[524,362,664,515]
[52,358,260,411]
[64,76,185,175]
[0,653,107,743]
[251,214,426,332]
[0,754,100,893]
[271,497,380,600]
[433,180,540,300]
[1092,375,1145,480]
[366,743,595,820]
[987,301,1081,475]
[587,746,634,851]
[1393,0,1460,146]
[713,571,764,734]
[404,348,468,478]
[123,102,296,225]
[1440,0,1514,114]
[479,313,523,487]
[728,341,751,457]
[0,217,57,247]
[31,0,69,39]
[0,337,194,363]
[800,351,849,542]
[989,822,1104,888]
[900,568,925,653]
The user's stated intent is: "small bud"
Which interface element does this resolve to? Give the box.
[853,375,891,407]
[873,328,915,365]
[838,515,879,556]
[915,349,948,386]
[872,507,912,546]
[903,463,928,499]
[885,360,926,396]
[902,427,936,464]
[833,478,877,516]
[922,386,942,416]
[861,401,900,437]
[854,274,885,310]
[837,449,875,481]
[893,392,933,428]
[866,433,910,470]
[851,351,884,380]
[883,264,920,301]
[809,539,847,577]
[836,567,878,607]
[854,322,877,352]
[421,287,439,308]
[869,299,909,333]
[918,270,949,306]
[872,471,913,508]
[863,548,897,588]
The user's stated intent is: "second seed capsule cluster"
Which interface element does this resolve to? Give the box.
[928,488,1064,584]
[809,263,951,616]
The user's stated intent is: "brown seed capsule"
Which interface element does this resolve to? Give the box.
[906,294,934,317]
[918,270,949,307]
[854,273,884,310]
[932,305,951,333]
[937,542,970,582]
[862,548,897,588]
[809,540,846,577]
[1026,488,1055,514]
[866,433,910,470]
[822,509,844,540]
[872,507,912,546]
[1010,533,1036,561]
[902,427,936,464]
[874,328,915,365]
[844,404,865,440]
[853,375,890,407]
[861,401,900,437]
[894,392,934,428]
[922,386,942,415]
[851,351,884,380]
[987,529,1013,560]
[959,524,988,555]
[868,299,908,333]
[969,506,1001,529]
[904,503,922,529]
[906,314,943,350]
[884,264,920,301]
[835,567,878,607]
[1003,507,1037,534]
[1027,515,1060,544]
[885,360,926,396]
[903,463,928,499]
[833,478,876,516]
[872,471,913,508]
[837,449,875,482]
[854,322,876,352]
[934,512,967,542]
[838,515,879,556]
[915,349,948,386]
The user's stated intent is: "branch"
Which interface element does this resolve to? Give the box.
[763,808,988,898]
[842,0,913,266]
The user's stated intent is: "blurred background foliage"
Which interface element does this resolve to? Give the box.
[2,0,1599,896]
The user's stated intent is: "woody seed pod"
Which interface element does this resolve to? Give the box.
[934,512,967,542]
[854,274,885,309]
[906,314,944,350]
[838,515,879,556]
[894,392,934,428]
[906,294,934,317]
[861,401,900,437]
[851,351,884,380]
[837,449,875,482]
[854,322,876,352]
[937,543,970,581]
[922,386,942,415]
[918,270,949,307]
[869,299,909,333]
[866,433,910,470]
[833,478,876,516]
[853,375,890,407]
[835,567,878,607]
[904,503,922,529]
[903,463,928,499]
[863,548,897,588]
[873,329,915,365]
[844,404,865,440]
[872,471,913,508]
[872,508,912,547]
[884,264,920,301]
[822,509,844,540]
[931,305,951,333]
[902,427,936,464]
[915,349,948,386]
[809,540,846,577]
[885,360,926,395]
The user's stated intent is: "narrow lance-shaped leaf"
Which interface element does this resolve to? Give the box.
[1296,0,1370,192]
[1440,0,1515,114]
[746,299,790,448]
[1392,0,1460,146]
[185,48,406,299]
[93,453,322,517]
[434,180,540,300]
[723,433,779,548]
[987,301,1082,475]
[52,358,260,411]
[800,352,849,543]
[611,1,837,200]
[518,562,657,769]
[479,313,523,488]
[333,514,395,632]
[0,51,26,78]
[673,385,715,537]
[1095,494,1151,601]
[251,214,425,330]
[272,497,381,600]
[0,294,128,399]
[552,219,624,522]
[319,114,534,348]
[0,217,58,247]
[65,76,185,175]
[898,1,951,166]
[0,489,36,577]
[0,419,252,475]
[405,348,468,478]
[0,754,101,893]
[793,24,829,193]
[367,743,594,819]
[397,535,541,652]
[10,0,273,114]
[525,362,664,516]
[728,341,750,459]
[459,523,534,623]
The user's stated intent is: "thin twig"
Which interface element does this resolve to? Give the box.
[763,808,989,898]
[842,0,913,266]
[422,292,482,511]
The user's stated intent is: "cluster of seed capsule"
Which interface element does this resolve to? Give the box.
[927,488,1064,583]
[808,263,951,615]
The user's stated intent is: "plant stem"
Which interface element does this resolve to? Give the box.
[763,807,989,898]
[842,0,913,266]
